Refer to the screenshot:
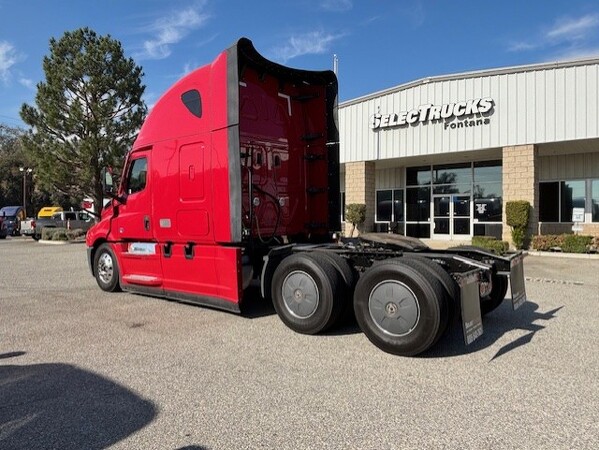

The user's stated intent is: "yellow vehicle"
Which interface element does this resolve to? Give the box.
[37,206,63,219]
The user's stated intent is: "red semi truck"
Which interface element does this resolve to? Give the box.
[86,38,527,356]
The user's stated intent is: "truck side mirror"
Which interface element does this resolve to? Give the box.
[101,167,115,195]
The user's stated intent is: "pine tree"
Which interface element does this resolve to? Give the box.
[20,27,146,215]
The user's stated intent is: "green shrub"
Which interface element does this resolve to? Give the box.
[471,236,509,255]
[506,201,530,228]
[41,227,70,241]
[561,234,593,253]
[511,227,526,250]
[531,234,593,253]
[506,200,530,249]
[345,203,366,237]
[41,227,58,240]
[51,228,69,241]
[66,228,86,240]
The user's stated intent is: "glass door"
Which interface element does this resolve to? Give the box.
[433,195,450,239]
[432,194,471,239]
[452,195,471,238]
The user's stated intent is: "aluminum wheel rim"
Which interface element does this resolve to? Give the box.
[98,252,114,285]
[368,280,420,337]
[281,270,319,319]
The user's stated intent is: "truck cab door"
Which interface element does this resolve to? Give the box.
[113,149,163,291]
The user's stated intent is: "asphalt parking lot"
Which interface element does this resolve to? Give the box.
[1,237,598,449]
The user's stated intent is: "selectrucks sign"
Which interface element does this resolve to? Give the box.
[370,97,494,130]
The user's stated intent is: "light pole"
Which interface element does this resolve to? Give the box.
[19,167,33,217]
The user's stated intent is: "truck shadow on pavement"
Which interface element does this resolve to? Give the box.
[421,299,563,360]
[0,360,157,450]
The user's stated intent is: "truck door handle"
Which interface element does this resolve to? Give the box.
[144,216,150,231]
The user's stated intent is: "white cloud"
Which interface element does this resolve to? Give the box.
[138,5,210,60]
[0,41,18,81]
[508,12,599,54]
[507,41,538,52]
[546,14,599,42]
[18,78,35,90]
[271,31,346,63]
[548,46,599,61]
[320,0,352,12]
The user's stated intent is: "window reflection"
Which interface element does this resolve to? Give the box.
[560,180,585,222]
[593,180,599,222]
[433,163,472,185]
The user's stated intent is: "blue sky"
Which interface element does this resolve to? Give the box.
[1,0,599,128]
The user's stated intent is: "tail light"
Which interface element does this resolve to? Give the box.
[32,220,36,229]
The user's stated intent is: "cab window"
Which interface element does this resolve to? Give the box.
[127,157,148,194]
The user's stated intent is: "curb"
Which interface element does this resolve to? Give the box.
[38,239,86,245]
[526,250,599,260]
[38,239,69,245]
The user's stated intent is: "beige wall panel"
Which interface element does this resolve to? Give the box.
[375,167,403,189]
[539,152,599,180]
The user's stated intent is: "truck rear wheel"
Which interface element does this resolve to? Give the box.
[386,257,450,345]
[481,274,508,315]
[271,252,341,335]
[403,254,460,324]
[94,243,122,292]
[311,250,356,325]
[353,260,443,356]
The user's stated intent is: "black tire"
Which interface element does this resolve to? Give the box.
[93,243,122,292]
[32,235,40,241]
[353,260,443,356]
[271,252,341,335]
[384,258,449,346]
[403,254,460,323]
[312,250,356,325]
[480,274,508,315]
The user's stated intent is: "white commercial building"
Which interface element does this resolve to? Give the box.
[339,57,599,242]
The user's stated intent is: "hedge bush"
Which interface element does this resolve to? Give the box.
[561,234,593,253]
[505,201,530,228]
[532,234,594,253]
[506,200,530,249]
[531,234,566,251]
[471,236,509,255]
[41,227,86,241]
[345,203,366,237]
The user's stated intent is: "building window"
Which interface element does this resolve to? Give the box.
[561,180,585,222]
[376,190,392,222]
[406,187,430,222]
[540,180,588,222]
[539,182,559,222]
[393,189,404,222]
[593,180,599,222]
[376,189,403,223]
[433,163,472,185]
[406,166,432,186]
[474,160,502,224]
[474,160,502,183]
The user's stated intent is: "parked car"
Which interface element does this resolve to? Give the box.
[21,206,64,238]
[27,210,94,240]
[0,215,8,239]
[0,206,25,236]
[37,206,63,218]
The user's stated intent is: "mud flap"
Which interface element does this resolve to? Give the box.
[509,254,527,310]
[455,270,484,345]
